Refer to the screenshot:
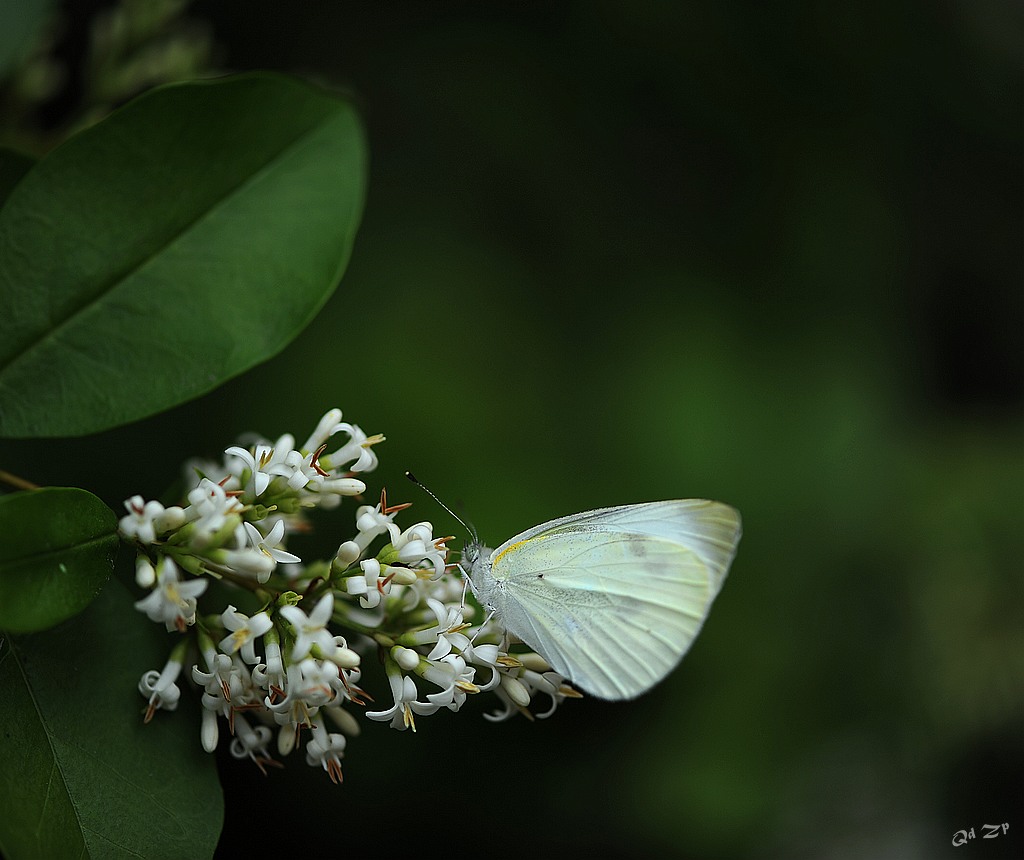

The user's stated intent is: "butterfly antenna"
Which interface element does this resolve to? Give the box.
[404,471,479,546]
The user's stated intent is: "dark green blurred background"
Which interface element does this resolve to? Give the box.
[4,2,1022,857]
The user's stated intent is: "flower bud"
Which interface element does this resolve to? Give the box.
[391,646,420,672]
[322,477,366,496]
[518,651,551,672]
[500,675,531,707]
[326,644,361,670]
[386,565,418,586]
[154,505,186,533]
[278,723,298,757]
[325,705,361,737]
[336,541,360,565]
[135,557,156,588]
[200,708,219,753]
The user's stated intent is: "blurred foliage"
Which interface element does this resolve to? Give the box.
[1,1,1021,858]
[0,0,215,154]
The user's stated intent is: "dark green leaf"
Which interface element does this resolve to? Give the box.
[0,148,34,205]
[0,578,223,859]
[0,487,117,633]
[0,72,367,437]
[0,0,53,78]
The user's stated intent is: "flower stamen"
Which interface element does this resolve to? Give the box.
[311,443,330,477]
[379,487,412,516]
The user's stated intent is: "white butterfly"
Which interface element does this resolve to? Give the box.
[463,500,741,701]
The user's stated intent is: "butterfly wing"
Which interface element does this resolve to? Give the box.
[487,500,741,700]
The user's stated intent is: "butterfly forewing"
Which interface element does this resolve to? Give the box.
[485,500,741,700]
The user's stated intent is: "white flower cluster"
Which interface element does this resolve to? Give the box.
[119,408,580,783]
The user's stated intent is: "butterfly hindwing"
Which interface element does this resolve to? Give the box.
[485,500,741,700]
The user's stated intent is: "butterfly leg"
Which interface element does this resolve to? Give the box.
[469,607,497,643]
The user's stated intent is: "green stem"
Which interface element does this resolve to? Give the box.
[331,611,383,638]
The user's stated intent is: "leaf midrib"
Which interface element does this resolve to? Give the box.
[1,530,117,569]
[0,105,346,381]
[8,637,87,857]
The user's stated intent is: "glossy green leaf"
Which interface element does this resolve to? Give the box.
[0,487,118,633]
[0,578,223,859]
[0,72,367,437]
[0,148,34,204]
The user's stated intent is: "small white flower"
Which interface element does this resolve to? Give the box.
[193,649,250,710]
[273,448,325,491]
[225,443,279,497]
[300,408,344,455]
[484,663,581,722]
[252,637,286,694]
[119,496,182,544]
[520,667,582,718]
[185,478,243,546]
[216,545,275,582]
[324,422,384,474]
[193,652,234,712]
[426,599,472,660]
[422,654,480,712]
[462,640,501,668]
[218,605,273,664]
[460,641,503,693]
[229,714,276,773]
[264,662,309,729]
[365,662,439,730]
[305,716,347,783]
[279,593,337,661]
[138,655,183,723]
[297,658,343,706]
[347,558,399,609]
[264,658,342,731]
[243,520,301,566]
[393,522,448,577]
[344,562,375,606]
[412,570,467,606]
[365,672,422,730]
[134,557,207,631]
[335,502,401,565]
[398,597,471,661]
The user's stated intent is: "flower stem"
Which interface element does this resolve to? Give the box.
[0,470,39,491]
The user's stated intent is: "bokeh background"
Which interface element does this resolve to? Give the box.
[3,2,1022,858]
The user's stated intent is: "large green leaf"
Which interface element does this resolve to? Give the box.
[0,487,118,633]
[0,72,367,437]
[0,578,223,859]
[0,148,35,205]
